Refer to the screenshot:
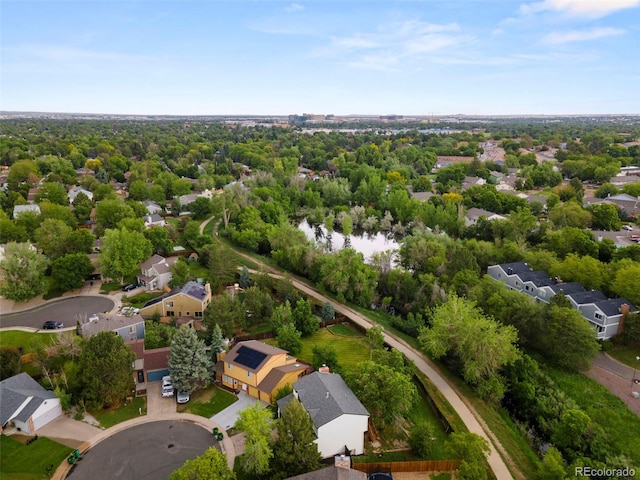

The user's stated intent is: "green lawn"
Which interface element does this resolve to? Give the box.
[100,282,124,293]
[125,292,164,308]
[0,330,58,354]
[89,397,146,429]
[607,344,640,368]
[0,435,69,480]
[297,328,369,375]
[327,323,363,337]
[177,386,238,418]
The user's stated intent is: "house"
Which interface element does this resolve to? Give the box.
[585,194,639,219]
[12,204,40,219]
[126,340,171,395]
[465,207,506,227]
[487,262,637,339]
[0,373,62,435]
[137,255,176,291]
[79,312,145,342]
[216,340,308,403]
[284,457,366,480]
[144,200,164,215]
[461,176,486,190]
[278,371,369,459]
[144,214,166,229]
[68,186,93,203]
[139,281,212,319]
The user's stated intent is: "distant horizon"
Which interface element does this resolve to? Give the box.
[2,1,640,117]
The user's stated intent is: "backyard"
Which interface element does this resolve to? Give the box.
[0,435,69,480]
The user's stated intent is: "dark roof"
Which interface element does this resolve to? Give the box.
[494,261,531,275]
[289,372,369,429]
[568,290,609,305]
[259,363,307,394]
[0,373,56,426]
[285,466,367,480]
[144,347,171,372]
[226,340,288,373]
[595,298,637,316]
[546,282,586,295]
[517,270,553,286]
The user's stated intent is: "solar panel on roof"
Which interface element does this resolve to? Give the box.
[235,346,267,370]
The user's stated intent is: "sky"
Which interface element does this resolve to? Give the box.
[1,0,639,116]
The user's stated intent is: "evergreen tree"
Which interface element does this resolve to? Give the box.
[210,324,226,362]
[238,265,252,289]
[292,299,318,337]
[169,325,212,394]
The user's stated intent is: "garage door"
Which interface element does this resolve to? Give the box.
[147,369,170,382]
[33,402,62,431]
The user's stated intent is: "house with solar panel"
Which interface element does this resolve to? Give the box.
[215,340,309,403]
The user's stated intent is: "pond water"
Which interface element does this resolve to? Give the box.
[297,220,400,262]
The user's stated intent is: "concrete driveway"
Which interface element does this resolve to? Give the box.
[37,415,102,449]
[210,391,265,430]
[147,382,177,417]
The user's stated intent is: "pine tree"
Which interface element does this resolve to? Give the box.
[210,324,226,363]
[169,325,212,394]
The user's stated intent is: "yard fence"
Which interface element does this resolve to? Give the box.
[352,459,460,474]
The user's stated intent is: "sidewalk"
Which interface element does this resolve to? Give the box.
[51,412,236,480]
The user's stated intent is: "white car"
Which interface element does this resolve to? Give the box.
[176,391,190,404]
[623,225,634,231]
[162,376,174,397]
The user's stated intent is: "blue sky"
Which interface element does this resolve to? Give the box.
[2,0,639,115]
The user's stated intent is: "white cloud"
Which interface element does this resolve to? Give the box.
[520,0,640,17]
[543,27,625,43]
[12,44,151,63]
[285,3,304,13]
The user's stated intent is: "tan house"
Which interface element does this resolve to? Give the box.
[139,281,212,319]
[215,340,309,403]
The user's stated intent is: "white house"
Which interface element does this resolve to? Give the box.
[278,371,369,458]
[12,204,41,218]
[144,214,166,229]
[0,373,62,435]
[137,254,176,291]
[144,200,164,215]
[68,186,93,203]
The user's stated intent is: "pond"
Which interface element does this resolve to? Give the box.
[297,220,400,262]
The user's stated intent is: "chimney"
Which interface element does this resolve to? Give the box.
[319,364,330,374]
[334,455,350,469]
[617,304,631,336]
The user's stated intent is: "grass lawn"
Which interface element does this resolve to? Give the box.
[297,328,369,375]
[0,435,69,480]
[100,282,123,293]
[327,323,363,337]
[545,366,640,465]
[0,330,58,354]
[244,323,273,334]
[607,344,640,368]
[125,292,164,308]
[89,397,146,429]
[177,386,238,418]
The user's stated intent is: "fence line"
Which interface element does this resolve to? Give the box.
[352,459,460,474]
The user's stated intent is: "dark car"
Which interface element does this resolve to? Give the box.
[122,284,136,292]
[43,321,63,330]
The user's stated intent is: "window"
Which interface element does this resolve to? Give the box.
[129,325,137,334]
[595,313,604,320]
[167,311,174,316]
[186,312,190,316]
[515,281,520,286]
[227,363,233,370]
[166,301,173,307]
[195,312,202,317]
[247,371,253,378]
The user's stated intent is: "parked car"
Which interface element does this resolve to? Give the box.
[176,391,190,404]
[42,321,63,329]
[623,225,634,231]
[122,284,136,292]
[162,376,174,397]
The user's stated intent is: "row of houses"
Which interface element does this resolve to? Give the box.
[487,261,636,340]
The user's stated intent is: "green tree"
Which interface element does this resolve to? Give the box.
[535,446,567,480]
[191,197,213,219]
[144,321,175,350]
[548,202,592,229]
[78,331,135,408]
[168,325,212,394]
[35,182,68,205]
[209,323,226,360]
[0,346,22,380]
[205,295,245,338]
[238,266,252,289]
[271,398,322,479]
[276,323,302,355]
[317,248,378,307]
[95,198,136,234]
[365,325,385,360]
[444,432,490,480]
[235,403,273,478]
[311,345,341,373]
[587,203,622,231]
[168,446,235,480]
[292,299,318,337]
[51,253,94,292]
[170,258,191,287]
[0,242,48,302]
[409,421,438,458]
[144,227,174,256]
[99,228,152,283]
[320,301,335,323]
[611,264,640,307]
[551,254,607,291]
[34,218,72,259]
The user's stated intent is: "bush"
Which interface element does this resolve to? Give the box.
[409,420,437,458]
[0,346,22,380]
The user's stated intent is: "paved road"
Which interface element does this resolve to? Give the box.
[0,296,115,329]
[592,352,638,381]
[66,420,220,480]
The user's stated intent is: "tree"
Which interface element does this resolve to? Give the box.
[35,182,68,205]
[34,218,72,259]
[292,299,318,337]
[0,346,22,380]
[0,242,48,302]
[311,345,341,373]
[536,446,567,480]
[587,203,622,231]
[209,324,226,361]
[205,294,245,338]
[144,227,174,256]
[320,301,335,323]
[51,253,94,292]
[95,198,135,234]
[317,248,378,307]
[548,202,591,229]
[276,323,302,355]
[169,325,212,394]
[611,263,640,307]
[99,228,152,283]
[365,325,385,360]
[347,360,417,426]
[170,258,191,287]
[168,447,235,480]
[78,331,135,408]
[445,432,490,480]
[409,421,437,458]
[235,403,273,478]
[238,266,252,289]
[271,398,322,479]
[191,196,213,219]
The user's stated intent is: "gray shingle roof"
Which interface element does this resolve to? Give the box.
[595,298,637,316]
[568,290,609,305]
[290,372,369,429]
[285,466,367,480]
[0,373,56,426]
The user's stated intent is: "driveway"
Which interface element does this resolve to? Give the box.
[37,415,102,449]
[210,391,265,430]
[66,420,219,480]
[0,296,115,329]
[147,382,177,417]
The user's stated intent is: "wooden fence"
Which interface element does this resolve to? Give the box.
[352,459,460,474]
